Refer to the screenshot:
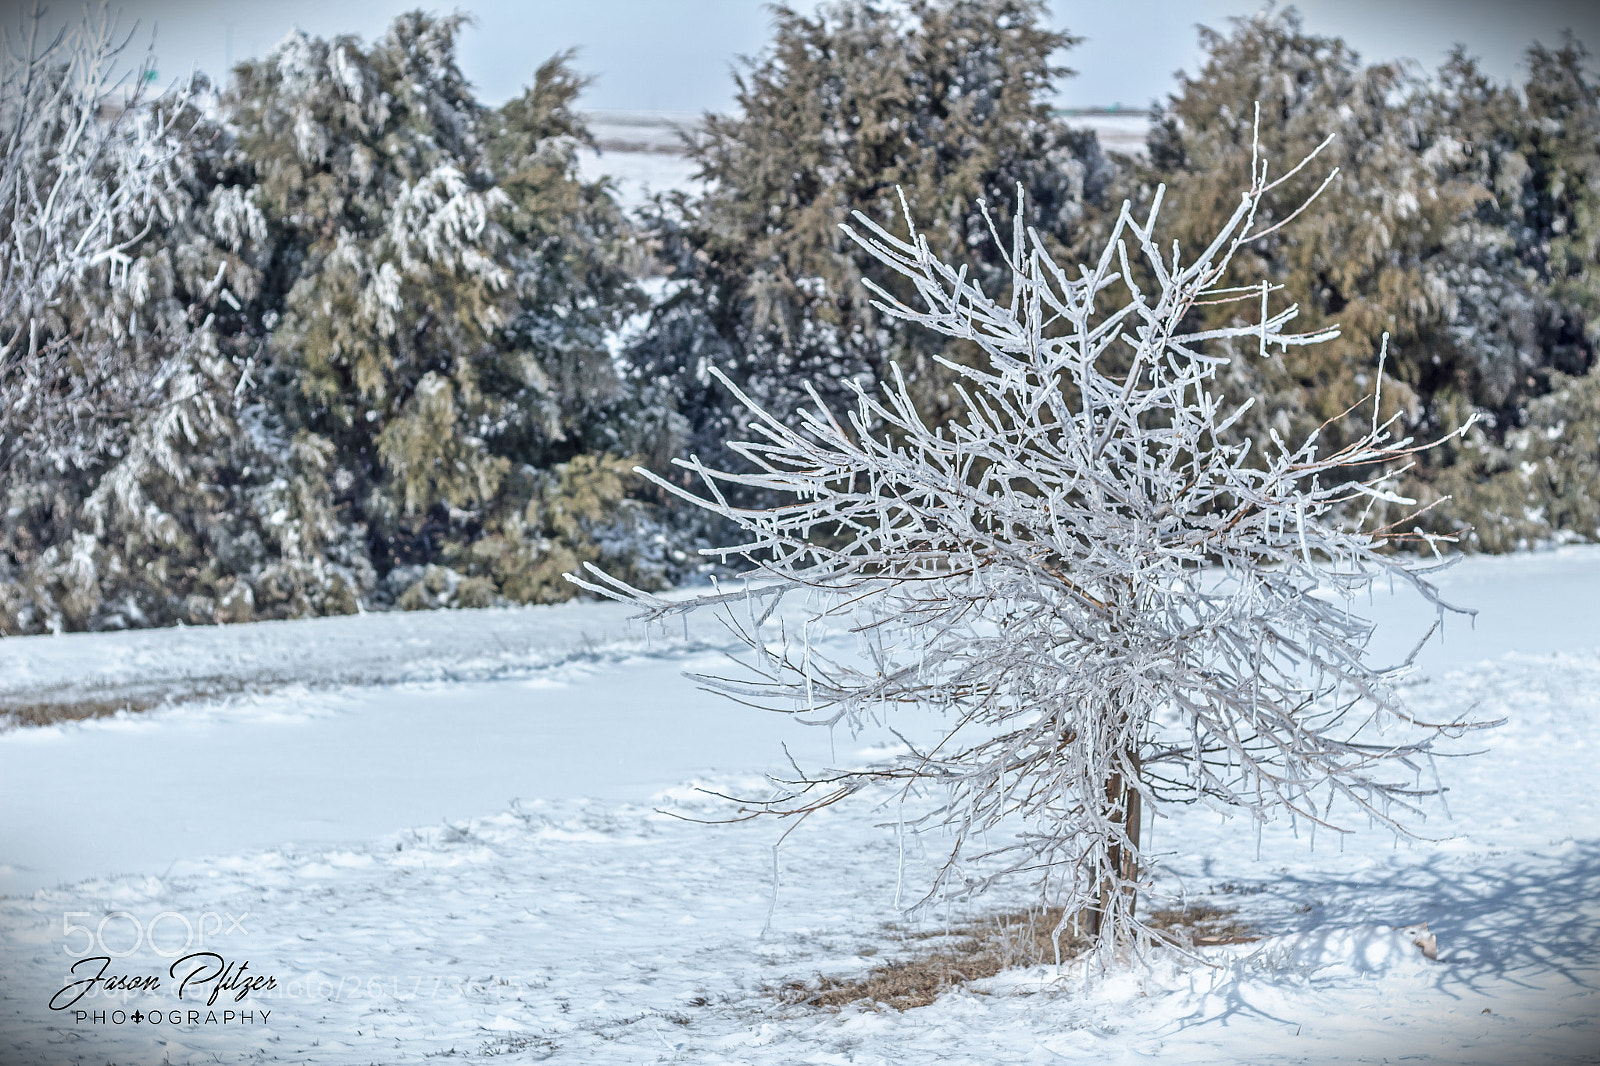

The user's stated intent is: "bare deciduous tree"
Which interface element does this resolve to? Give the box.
[573,128,1491,960]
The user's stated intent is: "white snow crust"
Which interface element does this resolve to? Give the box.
[0,547,1597,1063]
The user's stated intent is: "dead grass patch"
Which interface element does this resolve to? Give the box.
[0,675,258,730]
[1,694,162,728]
[1145,902,1260,947]
[774,902,1257,1012]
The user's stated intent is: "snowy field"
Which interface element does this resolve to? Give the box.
[577,147,703,211]
[571,108,1149,210]
[1061,110,1151,155]
[576,111,704,210]
[0,547,1598,1064]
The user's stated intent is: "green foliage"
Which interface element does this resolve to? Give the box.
[227,11,664,607]
[1129,9,1598,547]
[8,3,1600,635]
[3,10,672,631]
[0,56,293,633]
[1515,36,1600,368]
[487,55,650,468]
[629,0,1112,473]
[231,13,518,540]
[1426,369,1600,551]
[1138,13,1493,443]
[456,454,648,605]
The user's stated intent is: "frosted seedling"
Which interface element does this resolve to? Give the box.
[571,128,1492,963]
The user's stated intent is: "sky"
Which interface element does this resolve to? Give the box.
[4,0,1597,112]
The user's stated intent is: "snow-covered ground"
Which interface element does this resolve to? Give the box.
[1061,110,1151,155]
[0,596,722,736]
[1,548,1598,1064]
[576,110,703,210]
[577,147,703,211]
[572,108,1152,210]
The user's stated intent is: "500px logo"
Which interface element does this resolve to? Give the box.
[61,910,249,958]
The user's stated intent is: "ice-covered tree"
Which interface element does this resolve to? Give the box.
[0,3,197,478]
[0,4,271,633]
[575,135,1488,959]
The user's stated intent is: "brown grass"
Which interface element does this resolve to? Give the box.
[1145,902,1260,947]
[774,902,1258,1012]
[0,694,163,728]
[0,676,262,730]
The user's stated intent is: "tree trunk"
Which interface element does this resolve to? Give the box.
[1088,748,1142,942]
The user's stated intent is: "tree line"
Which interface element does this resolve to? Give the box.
[2,1,1596,634]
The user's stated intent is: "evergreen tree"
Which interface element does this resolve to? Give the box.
[0,8,279,632]
[628,0,1111,480]
[1140,13,1488,444]
[1424,36,1600,548]
[231,13,515,575]
[1131,9,1591,548]
[445,54,685,604]
[229,12,665,610]
[486,54,647,467]
[8,3,1599,636]
[1521,36,1600,357]
[4,9,676,631]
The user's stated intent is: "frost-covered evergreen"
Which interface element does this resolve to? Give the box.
[0,6,268,632]
[0,6,190,477]
[228,12,669,612]
[231,14,519,588]
[1134,11,1598,549]
[1424,36,1600,548]
[1139,15,1520,456]
[1,9,676,631]
[628,0,1112,486]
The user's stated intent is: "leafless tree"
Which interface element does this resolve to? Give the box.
[573,124,1492,961]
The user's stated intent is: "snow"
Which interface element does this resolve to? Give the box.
[0,596,715,723]
[0,547,1598,1063]
[0,654,891,897]
[1062,111,1151,156]
[575,139,703,210]
[569,110,1150,213]
[1358,544,1600,667]
[583,110,700,155]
